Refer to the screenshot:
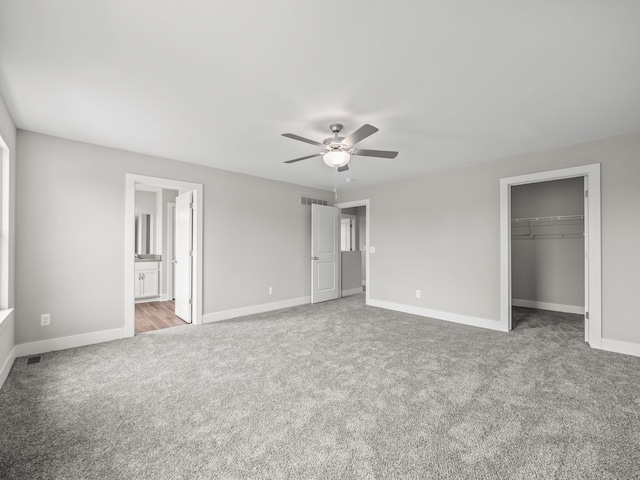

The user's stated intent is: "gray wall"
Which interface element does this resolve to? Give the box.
[341,251,362,294]
[340,130,640,344]
[134,191,156,215]
[511,178,585,308]
[8,122,640,349]
[15,131,332,344]
[0,93,16,377]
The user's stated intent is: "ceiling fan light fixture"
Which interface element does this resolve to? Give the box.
[323,150,350,168]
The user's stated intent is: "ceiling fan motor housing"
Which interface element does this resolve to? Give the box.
[323,137,347,150]
[325,124,348,151]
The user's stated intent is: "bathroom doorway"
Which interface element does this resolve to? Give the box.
[125,174,203,338]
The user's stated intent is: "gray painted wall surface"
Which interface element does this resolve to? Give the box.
[15,131,332,344]
[0,93,16,376]
[340,131,640,344]
[341,251,362,293]
[134,190,156,215]
[511,178,585,308]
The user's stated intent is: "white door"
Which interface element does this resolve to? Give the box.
[175,191,193,322]
[584,177,589,342]
[311,204,341,303]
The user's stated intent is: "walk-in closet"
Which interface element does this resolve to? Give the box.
[511,177,585,331]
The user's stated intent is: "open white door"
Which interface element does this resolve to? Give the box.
[584,177,589,342]
[311,204,341,303]
[175,191,193,322]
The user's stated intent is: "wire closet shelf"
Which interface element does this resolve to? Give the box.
[511,215,584,239]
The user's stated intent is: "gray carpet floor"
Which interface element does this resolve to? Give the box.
[1,295,639,479]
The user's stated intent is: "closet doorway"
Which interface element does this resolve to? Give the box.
[510,177,585,336]
[500,164,602,348]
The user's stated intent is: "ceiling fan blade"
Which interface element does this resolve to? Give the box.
[352,148,398,159]
[282,133,323,147]
[337,164,349,172]
[284,153,322,164]
[343,124,378,146]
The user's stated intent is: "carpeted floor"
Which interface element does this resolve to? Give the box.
[1,295,639,479]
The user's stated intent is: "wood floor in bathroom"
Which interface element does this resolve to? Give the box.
[135,300,188,334]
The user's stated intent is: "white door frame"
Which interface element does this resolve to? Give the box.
[335,199,371,306]
[499,164,602,348]
[166,202,175,301]
[125,174,203,337]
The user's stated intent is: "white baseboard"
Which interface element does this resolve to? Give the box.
[600,338,640,358]
[342,287,363,297]
[368,299,506,332]
[14,328,127,357]
[134,297,162,304]
[0,345,17,390]
[203,296,311,323]
[512,299,584,315]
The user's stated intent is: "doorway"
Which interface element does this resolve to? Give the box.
[340,206,367,297]
[125,174,203,338]
[500,164,602,348]
[510,177,585,335]
[336,199,371,306]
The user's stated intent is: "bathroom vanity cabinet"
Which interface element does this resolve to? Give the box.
[134,261,160,299]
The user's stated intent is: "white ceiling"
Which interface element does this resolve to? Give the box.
[1,1,639,191]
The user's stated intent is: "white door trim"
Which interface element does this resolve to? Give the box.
[335,199,371,306]
[499,164,602,348]
[166,202,175,301]
[125,174,203,337]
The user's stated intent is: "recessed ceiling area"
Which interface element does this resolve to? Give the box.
[1,1,639,191]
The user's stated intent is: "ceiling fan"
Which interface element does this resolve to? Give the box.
[282,123,398,172]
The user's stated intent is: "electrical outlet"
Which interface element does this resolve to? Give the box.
[41,313,51,326]
[416,290,421,298]
[269,287,274,295]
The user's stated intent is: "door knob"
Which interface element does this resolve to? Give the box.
[312,256,319,260]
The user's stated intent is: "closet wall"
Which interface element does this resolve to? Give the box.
[511,177,585,313]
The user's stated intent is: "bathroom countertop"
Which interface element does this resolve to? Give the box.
[135,255,162,262]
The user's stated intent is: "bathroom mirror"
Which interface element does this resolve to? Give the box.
[135,214,155,255]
